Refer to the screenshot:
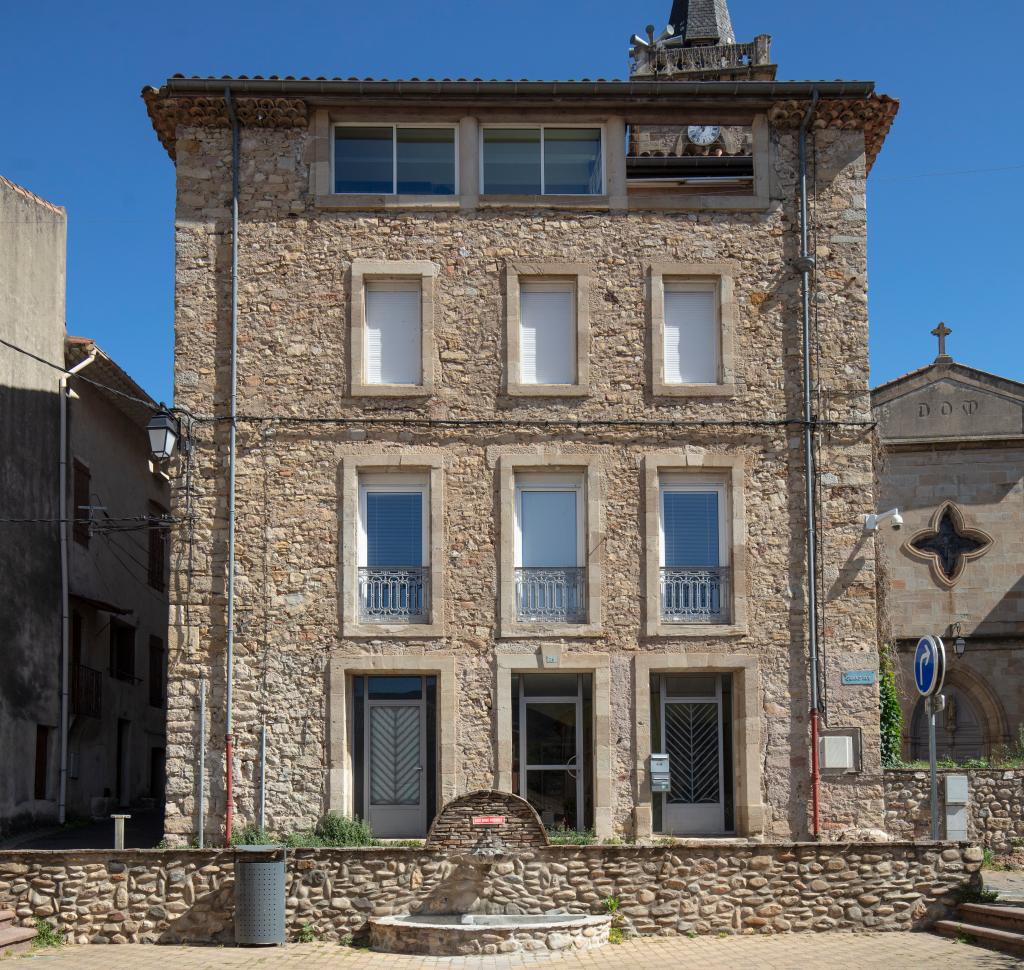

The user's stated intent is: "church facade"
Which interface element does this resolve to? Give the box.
[873,332,1024,762]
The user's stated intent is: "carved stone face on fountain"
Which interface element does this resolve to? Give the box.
[455,827,510,867]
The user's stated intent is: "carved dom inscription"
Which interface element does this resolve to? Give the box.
[917,400,978,418]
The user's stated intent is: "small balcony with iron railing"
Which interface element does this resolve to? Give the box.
[358,566,429,624]
[660,567,730,624]
[515,567,586,623]
[71,664,102,718]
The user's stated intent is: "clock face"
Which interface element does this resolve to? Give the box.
[687,125,721,146]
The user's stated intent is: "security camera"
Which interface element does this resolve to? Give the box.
[863,509,903,533]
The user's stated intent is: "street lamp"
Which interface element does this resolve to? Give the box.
[951,622,967,659]
[146,411,179,461]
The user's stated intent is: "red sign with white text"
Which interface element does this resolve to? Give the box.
[471,815,507,826]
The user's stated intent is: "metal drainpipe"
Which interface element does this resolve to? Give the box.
[798,90,822,838]
[224,87,240,845]
[58,348,97,825]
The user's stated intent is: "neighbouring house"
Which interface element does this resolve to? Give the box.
[873,328,1024,762]
[145,0,899,844]
[0,175,170,834]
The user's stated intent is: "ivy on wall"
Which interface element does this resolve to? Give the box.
[879,650,904,768]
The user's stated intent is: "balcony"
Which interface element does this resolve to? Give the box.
[660,567,730,624]
[71,664,102,718]
[515,567,586,623]
[358,567,429,623]
[631,36,773,79]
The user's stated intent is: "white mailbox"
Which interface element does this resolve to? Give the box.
[650,753,671,793]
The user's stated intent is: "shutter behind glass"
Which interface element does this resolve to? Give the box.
[365,492,423,567]
[365,282,421,385]
[662,490,720,567]
[520,284,575,385]
[664,285,718,384]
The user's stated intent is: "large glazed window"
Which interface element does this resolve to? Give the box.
[483,127,603,195]
[335,126,456,195]
[660,480,730,624]
[364,281,422,386]
[664,282,719,385]
[514,475,585,623]
[358,477,429,624]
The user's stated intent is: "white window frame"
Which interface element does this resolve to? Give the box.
[332,123,460,196]
[658,477,729,569]
[357,474,429,569]
[513,473,585,568]
[662,280,721,386]
[480,124,607,196]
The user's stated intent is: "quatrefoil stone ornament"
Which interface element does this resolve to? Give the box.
[905,501,992,587]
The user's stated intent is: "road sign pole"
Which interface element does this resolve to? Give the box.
[928,694,939,840]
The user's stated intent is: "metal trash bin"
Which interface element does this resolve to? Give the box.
[234,846,286,945]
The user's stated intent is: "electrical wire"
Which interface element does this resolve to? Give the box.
[0,336,164,413]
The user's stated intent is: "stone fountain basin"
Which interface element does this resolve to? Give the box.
[369,912,612,956]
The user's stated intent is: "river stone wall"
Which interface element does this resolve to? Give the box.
[0,842,981,944]
[884,769,1024,853]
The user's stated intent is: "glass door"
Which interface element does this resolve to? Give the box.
[361,676,427,838]
[516,673,590,831]
[660,674,727,835]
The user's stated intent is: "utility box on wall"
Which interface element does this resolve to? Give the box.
[945,774,969,841]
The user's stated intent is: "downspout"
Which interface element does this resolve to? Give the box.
[224,87,240,845]
[58,348,97,825]
[798,90,822,838]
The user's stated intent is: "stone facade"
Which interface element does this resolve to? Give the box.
[873,360,1024,760]
[884,769,1024,854]
[0,841,981,943]
[148,70,896,845]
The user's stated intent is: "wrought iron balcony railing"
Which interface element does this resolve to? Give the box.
[515,567,586,623]
[660,567,730,624]
[358,567,429,623]
[71,664,102,718]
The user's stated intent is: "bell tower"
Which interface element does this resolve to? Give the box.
[630,1,775,80]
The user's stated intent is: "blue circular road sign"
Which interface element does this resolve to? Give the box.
[914,636,946,697]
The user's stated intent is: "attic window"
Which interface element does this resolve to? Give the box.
[626,123,754,192]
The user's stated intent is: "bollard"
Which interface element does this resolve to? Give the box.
[112,813,131,850]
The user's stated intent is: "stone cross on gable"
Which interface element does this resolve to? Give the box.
[931,322,953,362]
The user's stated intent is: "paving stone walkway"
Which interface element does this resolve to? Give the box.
[15,934,1022,969]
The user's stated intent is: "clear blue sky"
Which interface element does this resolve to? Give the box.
[2,0,1022,402]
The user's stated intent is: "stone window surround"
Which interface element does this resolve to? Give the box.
[643,451,748,638]
[648,261,739,398]
[340,451,445,638]
[326,653,458,824]
[496,451,604,639]
[310,109,771,212]
[633,652,764,839]
[504,262,592,398]
[349,259,437,398]
[494,651,613,839]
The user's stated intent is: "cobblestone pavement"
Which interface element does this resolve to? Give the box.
[15,934,1021,970]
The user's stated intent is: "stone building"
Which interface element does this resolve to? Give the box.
[873,329,1024,761]
[146,1,899,843]
[0,176,170,833]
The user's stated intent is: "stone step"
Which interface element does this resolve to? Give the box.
[0,924,37,957]
[958,903,1024,933]
[934,919,1024,957]
[0,909,16,927]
